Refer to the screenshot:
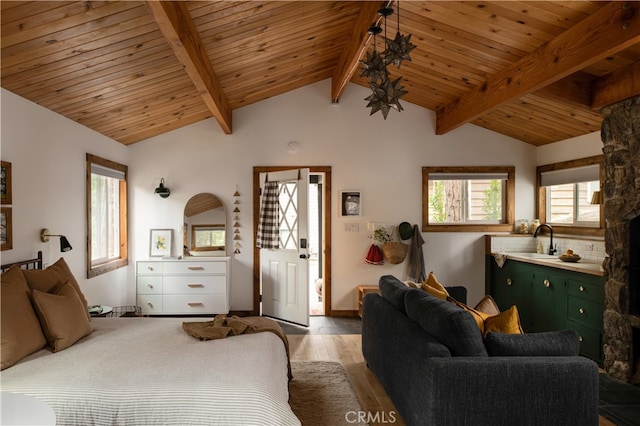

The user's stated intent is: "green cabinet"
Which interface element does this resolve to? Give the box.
[487,256,605,364]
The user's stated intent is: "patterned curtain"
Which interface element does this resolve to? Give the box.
[256,181,280,249]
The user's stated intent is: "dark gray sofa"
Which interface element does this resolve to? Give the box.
[362,275,599,426]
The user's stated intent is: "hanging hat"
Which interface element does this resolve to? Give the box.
[398,222,413,240]
[364,244,384,265]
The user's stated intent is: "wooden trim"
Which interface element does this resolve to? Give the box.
[86,153,129,278]
[422,166,515,233]
[536,155,604,237]
[253,166,332,317]
[329,310,359,318]
[436,1,640,134]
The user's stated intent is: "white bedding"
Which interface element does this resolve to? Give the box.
[1,317,300,426]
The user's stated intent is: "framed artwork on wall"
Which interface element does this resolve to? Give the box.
[149,229,172,257]
[1,161,12,205]
[339,191,361,217]
[1,207,12,251]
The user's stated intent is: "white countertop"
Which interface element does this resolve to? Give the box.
[492,252,606,276]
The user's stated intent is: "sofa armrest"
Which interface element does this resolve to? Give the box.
[401,356,598,426]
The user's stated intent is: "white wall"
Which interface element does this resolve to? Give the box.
[4,80,600,311]
[0,89,129,307]
[537,131,603,165]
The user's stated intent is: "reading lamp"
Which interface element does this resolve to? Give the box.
[40,229,73,252]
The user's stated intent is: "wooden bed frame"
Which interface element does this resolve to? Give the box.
[1,251,43,273]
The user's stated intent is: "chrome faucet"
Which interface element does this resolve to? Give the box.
[533,223,556,255]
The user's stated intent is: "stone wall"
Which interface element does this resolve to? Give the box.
[601,96,640,382]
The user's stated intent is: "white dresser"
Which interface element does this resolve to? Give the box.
[136,257,230,315]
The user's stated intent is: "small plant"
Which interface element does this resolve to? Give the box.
[371,227,391,244]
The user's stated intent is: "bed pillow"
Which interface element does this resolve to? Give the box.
[32,281,93,352]
[485,329,580,356]
[22,257,90,319]
[1,266,47,370]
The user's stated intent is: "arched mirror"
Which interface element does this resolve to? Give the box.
[183,193,226,256]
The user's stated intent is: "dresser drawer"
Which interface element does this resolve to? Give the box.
[162,295,228,314]
[137,262,163,275]
[567,296,603,331]
[567,279,604,304]
[163,275,226,294]
[567,320,602,362]
[137,295,162,314]
[163,261,227,275]
[136,276,163,294]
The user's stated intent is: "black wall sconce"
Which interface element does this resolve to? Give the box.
[155,178,171,198]
[40,228,73,252]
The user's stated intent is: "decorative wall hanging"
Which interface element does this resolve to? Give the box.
[1,161,12,204]
[339,191,361,217]
[233,186,241,254]
[361,1,415,119]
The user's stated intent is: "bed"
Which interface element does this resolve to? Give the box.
[1,253,300,426]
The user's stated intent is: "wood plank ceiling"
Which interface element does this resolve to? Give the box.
[2,1,639,146]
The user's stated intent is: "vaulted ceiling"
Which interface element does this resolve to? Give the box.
[2,1,639,146]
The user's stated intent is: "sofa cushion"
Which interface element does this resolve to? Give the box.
[483,305,523,335]
[421,272,450,300]
[474,295,500,316]
[485,329,580,356]
[379,275,413,314]
[1,266,47,370]
[405,289,488,357]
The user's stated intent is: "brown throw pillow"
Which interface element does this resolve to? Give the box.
[32,281,93,352]
[1,266,47,370]
[22,257,90,319]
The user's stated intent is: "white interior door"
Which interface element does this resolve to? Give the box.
[260,168,310,326]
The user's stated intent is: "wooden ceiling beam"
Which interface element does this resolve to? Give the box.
[535,72,595,109]
[145,1,232,134]
[436,1,640,135]
[331,1,385,103]
[591,60,640,109]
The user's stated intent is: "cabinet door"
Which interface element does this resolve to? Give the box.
[490,261,533,331]
[531,268,566,332]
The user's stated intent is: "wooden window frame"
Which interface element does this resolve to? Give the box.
[422,166,515,232]
[86,154,128,278]
[536,155,604,237]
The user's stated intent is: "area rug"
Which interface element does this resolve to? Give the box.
[289,361,367,426]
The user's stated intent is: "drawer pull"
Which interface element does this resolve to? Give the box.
[147,266,154,271]
[506,278,512,286]
[147,283,154,289]
[579,336,583,342]
[188,302,204,307]
[579,308,585,314]
[579,286,585,292]
[188,266,205,271]
[188,284,204,288]
[543,279,550,288]
[147,302,154,308]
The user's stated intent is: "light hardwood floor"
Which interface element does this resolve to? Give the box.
[286,334,615,426]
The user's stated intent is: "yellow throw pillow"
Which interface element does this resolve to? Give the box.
[484,305,523,336]
[421,271,450,300]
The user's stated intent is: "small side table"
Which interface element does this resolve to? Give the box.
[89,305,113,317]
[357,285,379,318]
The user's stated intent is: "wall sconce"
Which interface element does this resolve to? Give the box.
[155,178,170,198]
[40,229,73,252]
[590,190,603,205]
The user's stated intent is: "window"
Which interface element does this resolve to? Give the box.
[422,166,515,232]
[86,154,128,278]
[537,156,603,236]
[191,224,225,251]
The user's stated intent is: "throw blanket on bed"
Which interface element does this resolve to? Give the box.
[183,315,292,380]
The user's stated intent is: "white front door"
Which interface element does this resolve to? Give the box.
[260,168,310,326]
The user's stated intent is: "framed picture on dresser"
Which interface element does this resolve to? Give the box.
[149,229,172,257]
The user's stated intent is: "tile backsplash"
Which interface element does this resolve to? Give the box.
[488,234,606,263]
